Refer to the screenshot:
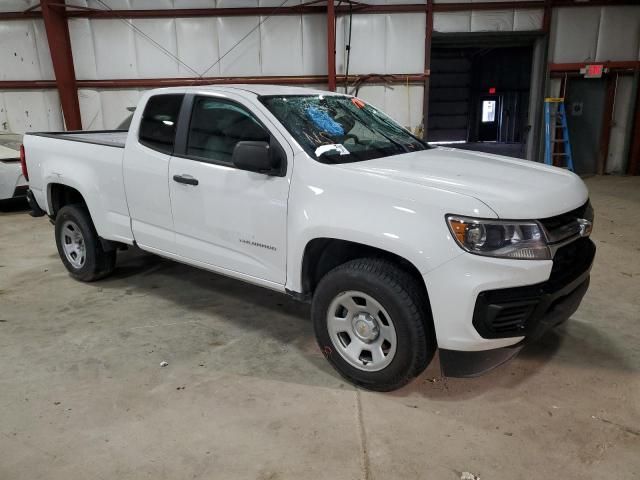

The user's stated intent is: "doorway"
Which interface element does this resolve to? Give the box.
[479,96,499,141]
[427,34,539,159]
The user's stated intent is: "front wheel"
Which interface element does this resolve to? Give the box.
[55,204,116,282]
[312,258,436,391]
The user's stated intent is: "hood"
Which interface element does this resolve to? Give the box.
[337,147,588,219]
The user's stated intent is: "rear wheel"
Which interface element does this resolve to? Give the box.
[55,204,116,281]
[312,258,435,391]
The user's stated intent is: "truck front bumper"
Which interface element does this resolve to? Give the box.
[424,238,595,377]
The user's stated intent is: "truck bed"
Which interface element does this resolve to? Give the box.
[30,130,127,148]
[24,128,132,241]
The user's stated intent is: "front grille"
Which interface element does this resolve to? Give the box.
[539,201,593,243]
[548,237,596,290]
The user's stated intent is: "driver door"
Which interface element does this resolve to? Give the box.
[168,94,291,286]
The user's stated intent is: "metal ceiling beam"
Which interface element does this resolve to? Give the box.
[433,1,543,12]
[2,0,640,20]
[431,0,638,12]
[40,0,82,130]
[60,3,545,17]
[0,11,42,20]
[76,74,427,89]
[0,75,427,90]
[550,61,640,74]
[0,81,58,89]
[550,0,638,6]
[64,5,328,18]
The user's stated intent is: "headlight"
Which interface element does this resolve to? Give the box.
[446,215,551,260]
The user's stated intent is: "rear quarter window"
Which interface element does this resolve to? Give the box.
[138,94,184,154]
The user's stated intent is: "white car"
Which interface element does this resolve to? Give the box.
[0,133,27,201]
[22,85,595,390]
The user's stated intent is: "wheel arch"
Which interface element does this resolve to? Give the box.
[48,183,123,252]
[47,183,88,218]
[300,238,432,305]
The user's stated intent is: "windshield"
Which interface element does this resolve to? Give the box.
[260,95,429,164]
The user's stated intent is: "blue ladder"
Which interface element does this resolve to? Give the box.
[544,97,574,172]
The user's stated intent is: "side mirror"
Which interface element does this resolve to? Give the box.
[232,141,281,175]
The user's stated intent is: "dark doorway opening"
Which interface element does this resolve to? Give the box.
[428,36,535,159]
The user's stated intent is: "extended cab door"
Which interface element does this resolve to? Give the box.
[168,94,291,286]
[123,93,184,253]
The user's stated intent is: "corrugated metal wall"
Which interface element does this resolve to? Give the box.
[549,6,640,63]
[67,15,328,79]
[0,90,63,133]
[433,9,543,33]
[0,18,64,132]
[1,1,639,171]
[549,5,640,173]
[0,0,545,134]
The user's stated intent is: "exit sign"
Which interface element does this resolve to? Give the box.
[583,64,604,78]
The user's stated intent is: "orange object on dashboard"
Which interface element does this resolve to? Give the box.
[351,97,365,109]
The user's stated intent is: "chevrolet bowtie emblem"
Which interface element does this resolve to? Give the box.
[577,218,593,237]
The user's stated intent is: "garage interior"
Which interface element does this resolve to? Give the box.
[1,1,640,479]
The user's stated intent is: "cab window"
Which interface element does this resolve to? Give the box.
[138,94,184,154]
[186,96,270,165]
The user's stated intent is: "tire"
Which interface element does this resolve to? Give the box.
[312,258,436,391]
[54,204,116,282]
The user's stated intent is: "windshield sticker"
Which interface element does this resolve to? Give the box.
[351,97,366,109]
[315,144,350,158]
[306,106,345,136]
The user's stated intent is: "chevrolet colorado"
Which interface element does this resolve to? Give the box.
[22,85,595,391]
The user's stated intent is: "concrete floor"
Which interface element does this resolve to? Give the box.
[0,176,638,480]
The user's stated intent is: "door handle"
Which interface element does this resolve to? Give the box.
[173,174,199,186]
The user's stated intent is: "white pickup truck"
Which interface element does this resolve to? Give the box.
[23,85,595,391]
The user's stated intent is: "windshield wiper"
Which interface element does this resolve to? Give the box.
[349,108,410,154]
[356,105,428,151]
[376,130,410,153]
[323,101,409,156]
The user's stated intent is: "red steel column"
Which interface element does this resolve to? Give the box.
[327,0,337,92]
[41,0,82,130]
